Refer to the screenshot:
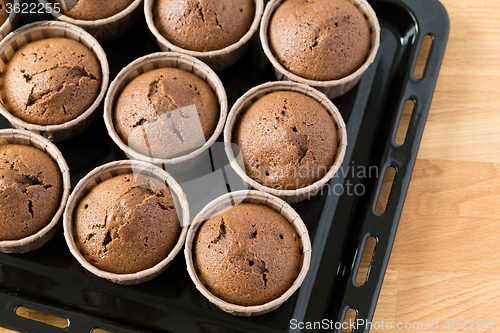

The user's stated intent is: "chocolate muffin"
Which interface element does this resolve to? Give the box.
[54,0,135,20]
[113,67,219,159]
[73,173,181,274]
[233,91,337,190]
[1,37,102,126]
[193,202,302,306]
[269,0,371,81]
[0,0,9,26]
[154,0,255,52]
[0,144,62,241]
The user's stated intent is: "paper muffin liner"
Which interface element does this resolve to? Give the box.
[63,160,189,285]
[144,0,264,72]
[260,0,381,99]
[0,0,20,43]
[185,190,311,316]
[0,20,110,142]
[224,81,347,204]
[0,129,71,254]
[37,0,144,42]
[103,52,228,174]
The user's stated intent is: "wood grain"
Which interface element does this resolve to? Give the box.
[371,0,500,331]
[1,0,498,331]
[416,0,500,164]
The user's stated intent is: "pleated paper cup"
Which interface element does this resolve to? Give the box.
[0,129,71,254]
[0,0,20,43]
[185,190,311,316]
[0,20,110,142]
[37,0,143,42]
[224,81,347,204]
[104,52,228,174]
[260,0,380,99]
[144,0,264,72]
[63,160,189,285]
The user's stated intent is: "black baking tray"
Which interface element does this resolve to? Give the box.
[0,0,449,332]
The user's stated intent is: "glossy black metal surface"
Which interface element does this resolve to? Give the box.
[0,0,449,332]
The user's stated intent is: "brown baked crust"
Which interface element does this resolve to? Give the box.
[74,173,181,274]
[0,144,62,241]
[113,67,219,158]
[233,91,337,190]
[0,0,9,26]
[1,37,102,126]
[55,0,135,20]
[154,0,255,52]
[193,202,302,306]
[269,0,371,81]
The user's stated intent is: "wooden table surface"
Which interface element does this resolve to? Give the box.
[1,0,499,332]
[371,0,500,331]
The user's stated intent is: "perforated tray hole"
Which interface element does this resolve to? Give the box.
[395,100,416,145]
[355,236,377,286]
[375,167,397,215]
[15,306,68,329]
[413,35,434,79]
[341,308,358,333]
[93,329,115,333]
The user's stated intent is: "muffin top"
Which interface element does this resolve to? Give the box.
[0,0,9,26]
[154,0,255,52]
[269,0,371,81]
[233,91,337,190]
[0,144,62,241]
[55,0,135,20]
[193,202,302,306]
[114,67,220,159]
[1,37,102,126]
[74,173,181,274]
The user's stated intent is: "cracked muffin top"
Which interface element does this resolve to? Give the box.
[113,67,219,159]
[193,202,302,306]
[73,173,181,274]
[269,0,371,81]
[0,0,9,26]
[1,37,102,126]
[154,0,255,52]
[233,91,337,190]
[54,0,135,20]
[0,144,62,241]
